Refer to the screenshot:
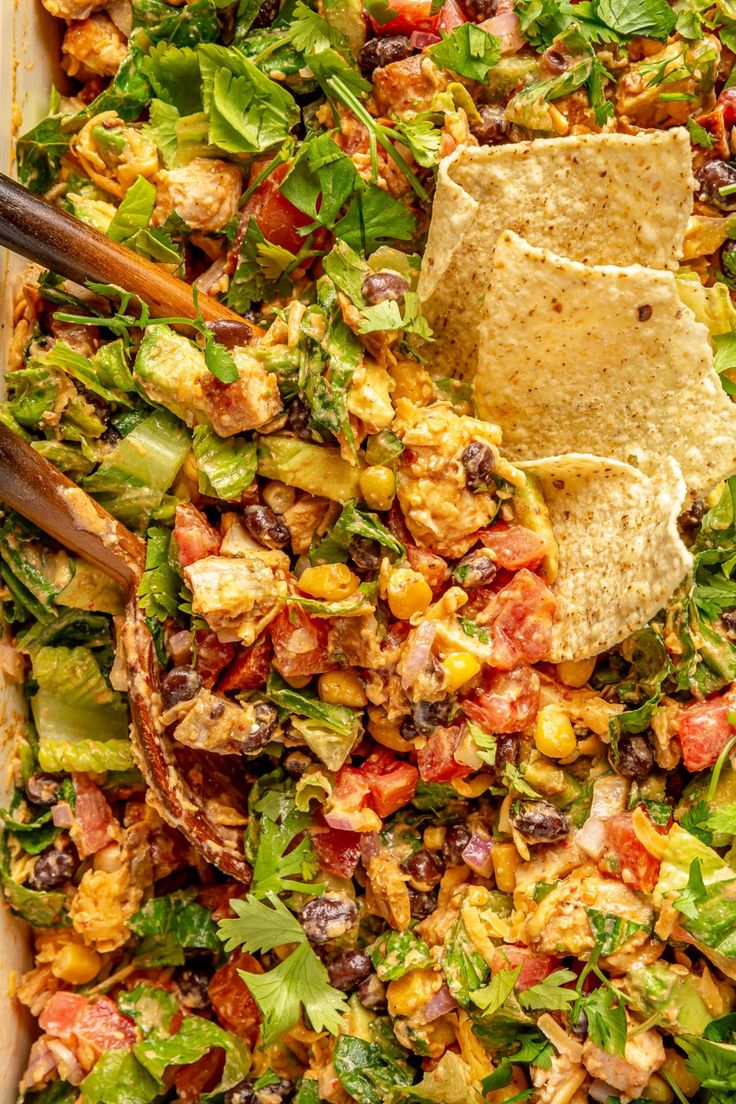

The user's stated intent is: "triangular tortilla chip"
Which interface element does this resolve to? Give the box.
[474,231,736,498]
[521,455,692,662]
[419,129,693,377]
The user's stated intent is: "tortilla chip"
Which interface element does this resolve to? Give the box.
[520,455,692,662]
[474,231,736,498]
[419,129,693,377]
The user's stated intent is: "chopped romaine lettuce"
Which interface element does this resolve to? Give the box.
[310,501,404,564]
[192,425,257,499]
[266,671,362,739]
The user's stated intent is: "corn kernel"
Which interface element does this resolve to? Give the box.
[492,842,520,893]
[318,670,367,708]
[299,563,360,601]
[443,651,481,691]
[387,569,432,620]
[534,704,577,759]
[284,674,311,689]
[52,944,102,985]
[359,465,396,511]
[643,1075,674,1104]
[387,968,442,1017]
[556,657,596,688]
[424,826,446,851]
[368,715,414,753]
[662,1050,700,1097]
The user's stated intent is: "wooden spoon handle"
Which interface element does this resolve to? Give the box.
[0,171,250,326]
[0,424,144,590]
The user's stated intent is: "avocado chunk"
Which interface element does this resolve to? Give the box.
[626,961,712,1036]
[257,435,361,503]
[134,325,209,426]
[321,0,366,56]
[484,57,539,100]
[513,470,558,583]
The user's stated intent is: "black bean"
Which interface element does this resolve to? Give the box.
[361,271,409,306]
[613,735,653,784]
[723,609,736,633]
[327,949,373,991]
[225,1084,256,1104]
[177,967,212,1010]
[29,845,76,890]
[541,47,569,72]
[161,665,202,710]
[411,698,452,736]
[284,749,313,777]
[408,886,438,919]
[287,399,314,441]
[680,497,706,535]
[243,504,290,550]
[359,35,413,76]
[297,895,358,943]
[461,442,495,491]
[443,823,472,866]
[100,424,122,448]
[357,973,388,1010]
[460,0,497,16]
[403,848,444,891]
[695,159,736,211]
[205,319,254,350]
[242,702,279,755]
[256,1081,294,1104]
[510,801,569,843]
[471,105,509,146]
[26,772,64,807]
[252,0,280,28]
[494,733,519,776]
[349,536,381,572]
[569,1009,588,1038]
[452,550,497,589]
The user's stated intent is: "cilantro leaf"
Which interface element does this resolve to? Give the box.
[681,799,714,845]
[686,116,715,148]
[679,1033,736,1093]
[334,184,416,254]
[251,806,322,898]
[706,802,736,837]
[574,986,627,1055]
[502,764,542,798]
[239,940,348,1043]
[198,43,299,154]
[203,330,239,383]
[364,0,400,24]
[286,1,351,52]
[596,0,676,36]
[518,970,578,1012]
[359,292,432,339]
[675,858,708,921]
[429,24,501,81]
[392,116,443,168]
[217,891,306,953]
[470,967,521,1015]
[466,721,497,767]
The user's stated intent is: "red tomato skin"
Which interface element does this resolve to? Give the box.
[311,819,361,877]
[478,524,547,571]
[370,0,437,34]
[71,773,116,859]
[175,503,221,568]
[490,947,558,989]
[239,162,312,254]
[208,951,262,1048]
[218,635,272,692]
[483,569,556,669]
[325,766,374,830]
[678,692,735,772]
[417,725,472,782]
[175,1048,226,1103]
[361,749,419,816]
[40,994,138,1063]
[269,607,332,678]
[198,882,247,922]
[194,630,236,689]
[600,812,662,893]
[437,0,467,30]
[463,664,541,733]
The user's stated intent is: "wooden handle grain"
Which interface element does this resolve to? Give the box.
[0,171,251,326]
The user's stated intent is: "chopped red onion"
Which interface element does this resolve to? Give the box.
[461,832,494,877]
[168,629,193,667]
[410,30,441,48]
[51,802,74,829]
[418,983,458,1022]
[360,832,382,862]
[575,816,606,859]
[479,11,524,53]
[401,621,437,690]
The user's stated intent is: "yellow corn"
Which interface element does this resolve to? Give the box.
[442,651,481,691]
[424,826,446,851]
[632,805,668,860]
[492,842,520,893]
[556,657,596,688]
[662,1050,700,1097]
[284,673,311,689]
[534,704,577,759]
[359,465,396,511]
[643,1075,674,1104]
[299,563,360,601]
[387,968,441,1017]
[387,569,433,620]
[368,709,415,753]
[52,944,102,985]
[318,670,367,708]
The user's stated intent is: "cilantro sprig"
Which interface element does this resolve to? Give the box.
[429,24,501,82]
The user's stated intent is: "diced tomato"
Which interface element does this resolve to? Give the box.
[269,606,332,678]
[71,773,116,858]
[483,569,556,669]
[478,524,547,571]
[405,543,450,591]
[218,635,272,693]
[175,503,221,568]
[238,162,312,255]
[194,630,236,689]
[369,0,437,35]
[678,691,736,772]
[463,664,540,733]
[717,88,736,129]
[417,725,472,782]
[174,1047,226,1103]
[39,993,88,1038]
[311,819,361,877]
[437,0,467,30]
[325,766,381,832]
[40,994,137,1066]
[490,947,558,990]
[361,748,419,816]
[198,882,247,922]
[208,951,262,1048]
[600,812,662,893]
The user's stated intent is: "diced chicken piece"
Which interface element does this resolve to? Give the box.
[69,866,142,952]
[582,1024,665,1101]
[367,853,411,931]
[348,360,395,432]
[62,14,127,79]
[167,690,275,756]
[373,55,448,120]
[42,0,106,18]
[183,551,289,644]
[328,613,386,669]
[201,348,283,437]
[514,840,586,911]
[525,865,654,967]
[394,399,520,557]
[531,1053,587,1104]
[153,158,243,233]
[282,494,339,555]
